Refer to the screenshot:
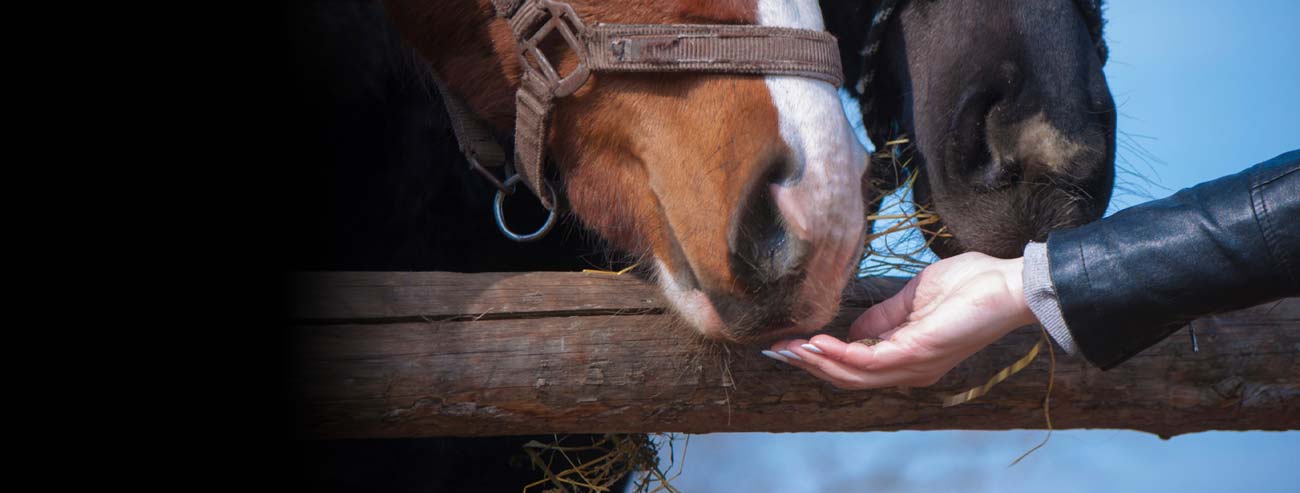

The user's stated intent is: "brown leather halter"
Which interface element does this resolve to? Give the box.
[438,0,845,241]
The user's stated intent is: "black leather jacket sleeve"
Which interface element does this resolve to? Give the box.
[1046,149,1300,369]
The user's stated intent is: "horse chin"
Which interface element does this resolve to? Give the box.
[652,236,861,345]
[652,259,729,340]
[918,182,1104,260]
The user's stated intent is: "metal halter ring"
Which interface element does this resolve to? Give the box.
[493,174,558,242]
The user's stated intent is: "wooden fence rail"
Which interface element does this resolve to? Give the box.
[288,271,1300,439]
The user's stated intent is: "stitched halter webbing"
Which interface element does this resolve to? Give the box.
[435,0,845,240]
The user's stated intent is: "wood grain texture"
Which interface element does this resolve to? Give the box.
[288,271,665,321]
[287,272,1300,438]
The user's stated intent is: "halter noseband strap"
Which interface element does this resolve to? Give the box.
[489,0,845,211]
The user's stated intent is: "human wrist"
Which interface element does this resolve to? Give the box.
[999,257,1035,328]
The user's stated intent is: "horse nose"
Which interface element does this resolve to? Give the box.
[955,62,1109,191]
[947,56,1044,190]
[728,155,810,290]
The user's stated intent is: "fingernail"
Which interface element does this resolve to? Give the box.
[801,343,823,354]
[761,350,791,364]
[779,350,803,362]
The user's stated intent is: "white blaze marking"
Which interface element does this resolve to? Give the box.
[654,1,868,337]
[758,0,868,327]
[757,0,867,191]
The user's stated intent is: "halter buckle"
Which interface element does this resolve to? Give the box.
[517,0,591,98]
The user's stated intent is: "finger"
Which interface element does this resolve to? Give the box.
[849,278,919,341]
[770,339,839,372]
[782,351,842,383]
[777,339,936,389]
[804,334,918,371]
[763,340,846,385]
[793,347,928,389]
[782,339,872,383]
[765,339,811,364]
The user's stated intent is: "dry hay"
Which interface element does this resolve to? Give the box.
[521,433,687,493]
[860,137,948,277]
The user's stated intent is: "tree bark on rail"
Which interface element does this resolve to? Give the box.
[287,271,1300,439]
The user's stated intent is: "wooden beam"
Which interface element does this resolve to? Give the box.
[288,271,1300,439]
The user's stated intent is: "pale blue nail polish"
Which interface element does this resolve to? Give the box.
[761,350,791,364]
[778,350,803,362]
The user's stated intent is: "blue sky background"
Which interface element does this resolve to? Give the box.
[639,2,1300,491]
[1104,0,1299,210]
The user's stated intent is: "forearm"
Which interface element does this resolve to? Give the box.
[1042,150,1300,369]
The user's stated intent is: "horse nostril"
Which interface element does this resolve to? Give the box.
[952,83,1024,190]
[982,154,1022,187]
[729,156,808,288]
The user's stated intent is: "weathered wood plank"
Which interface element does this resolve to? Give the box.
[288,272,1300,438]
[287,271,665,320]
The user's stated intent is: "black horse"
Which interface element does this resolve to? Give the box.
[281,0,1116,490]
[822,0,1116,258]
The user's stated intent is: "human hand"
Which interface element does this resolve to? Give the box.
[763,252,1037,389]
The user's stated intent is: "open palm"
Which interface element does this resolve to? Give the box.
[766,252,1037,389]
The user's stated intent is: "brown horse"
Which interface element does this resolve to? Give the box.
[382,0,870,343]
